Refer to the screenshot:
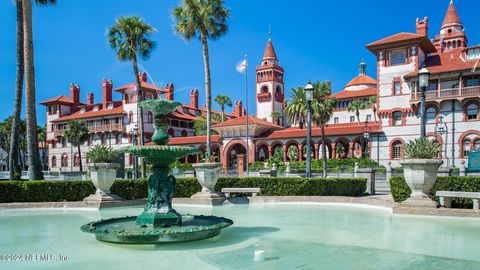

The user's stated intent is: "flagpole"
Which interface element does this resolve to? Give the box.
[245,54,249,177]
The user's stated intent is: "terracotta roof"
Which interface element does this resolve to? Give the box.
[213,115,282,129]
[166,135,221,145]
[169,111,198,121]
[114,81,165,93]
[51,101,125,122]
[331,88,378,99]
[366,32,436,54]
[40,95,76,105]
[263,40,277,60]
[405,48,480,77]
[345,75,377,87]
[442,1,461,27]
[261,123,381,140]
[181,104,236,117]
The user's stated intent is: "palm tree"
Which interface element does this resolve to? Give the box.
[173,0,230,157]
[347,99,367,123]
[367,95,378,122]
[23,0,57,180]
[214,95,232,121]
[271,111,281,125]
[310,81,336,177]
[284,86,307,128]
[108,15,156,178]
[64,120,89,172]
[37,125,47,170]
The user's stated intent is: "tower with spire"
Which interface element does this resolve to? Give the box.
[433,0,467,52]
[255,36,285,126]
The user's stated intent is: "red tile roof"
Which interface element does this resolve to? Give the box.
[345,75,377,87]
[405,48,480,77]
[442,1,461,27]
[51,101,125,122]
[213,115,283,129]
[39,95,79,105]
[331,88,378,99]
[145,135,221,146]
[366,32,436,54]
[263,40,277,60]
[114,81,165,93]
[260,122,381,140]
[169,111,198,121]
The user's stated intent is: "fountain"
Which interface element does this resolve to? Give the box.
[81,99,233,244]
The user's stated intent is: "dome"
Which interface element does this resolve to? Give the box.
[345,75,377,87]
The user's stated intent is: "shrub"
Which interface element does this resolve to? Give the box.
[404,138,440,159]
[389,176,480,208]
[86,145,119,163]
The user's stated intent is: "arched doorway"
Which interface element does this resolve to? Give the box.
[256,143,269,161]
[226,143,247,170]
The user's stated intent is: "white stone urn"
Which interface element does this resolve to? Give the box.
[191,162,225,204]
[84,163,121,202]
[400,159,443,198]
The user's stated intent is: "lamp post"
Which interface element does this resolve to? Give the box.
[435,115,449,168]
[363,132,370,158]
[305,82,314,178]
[418,67,430,137]
[129,125,139,179]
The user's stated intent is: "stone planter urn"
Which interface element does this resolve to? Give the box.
[84,163,122,203]
[400,159,443,208]
[191,162,225,204]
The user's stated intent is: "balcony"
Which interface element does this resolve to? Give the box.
[410,86,480,102]
[53,123,124,137]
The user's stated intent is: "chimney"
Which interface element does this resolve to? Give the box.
[139,72,147,82]
[87,92,94,105]
[233,101,243,117]
[165,83,174,101]
[242,108,247,117]
[102,79,113,109]
[70,83,80,110]
[190,89,199,108]
[416,17,428,37]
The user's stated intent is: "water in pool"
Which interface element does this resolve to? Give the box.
[1,203,479,270]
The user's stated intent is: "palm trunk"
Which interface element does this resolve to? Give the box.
[9,0,24,180]
[321,124,327,178]
[201,33,212,157]
[221,105,225,122]
[132,56,146,178]
[356,110,360,123]
[77,144,83,172]
[373,106,377,123]
[23,0,43,180]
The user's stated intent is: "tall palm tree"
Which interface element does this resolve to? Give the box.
[64,120,89,172]
[23,0,57,180]
[9,0,25,179]
[271,111,281,125]
[173,0,230,157]
[108,15,156,178]
[367,95,378,122]
[284,86,307,128]
[310,81,336,177]
[214,95,232,121]
[347,99,367,123]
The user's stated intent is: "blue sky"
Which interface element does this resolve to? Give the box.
[0,0,479,126]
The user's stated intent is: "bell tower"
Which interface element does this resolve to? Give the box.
[255,38,285,126]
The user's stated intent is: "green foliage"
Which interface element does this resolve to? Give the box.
[0,181,95,203]
[170,161,194,170]
[404,138,440,159]
[389,176,480,208]
[85,145,119,163]
[64,120,89,146]
[192,113,221,136]
[287,145,299,161]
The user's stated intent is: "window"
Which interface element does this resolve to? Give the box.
[393,81,401,95]
[392,141,403,159]
[463,140,471,157]
[465,77,479,87]
[61,154,68,167]
[366,115,372,122]
[261,86,269,93]
[51,156,57,168]
[474,139,480,151]
[62,137,67,148]
[74,154,80,167]
[350,116,355,123]
[88,134,93,146]
[116,133,122,144]
[390,51,406,65]
[426,107,437,122]
[128,111,133,123]
[147,112,153,123]
[466,103,479,120]
[392,111,402,126]
[428,81,438,91]
[334,117,339,124]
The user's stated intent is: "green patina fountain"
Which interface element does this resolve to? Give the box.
[81,99,233,244]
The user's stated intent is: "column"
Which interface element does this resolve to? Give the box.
[298,146,303,161]
[349,142,355,158]
[314,143,319,159]
[283,145,288,162]
[237,154,245,177]
[331,143,337,159]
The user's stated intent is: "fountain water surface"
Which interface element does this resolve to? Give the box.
[81,99,233,244]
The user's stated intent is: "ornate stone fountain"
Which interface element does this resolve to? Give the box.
[81,99,233,244]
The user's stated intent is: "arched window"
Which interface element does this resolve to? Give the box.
[391,51,406,65]
[74,153,80,167]
[463,139,471,157]
[466,103,479,120]
[426,107,437,122]
[116,133,122,144]
[261,85,269,93]
[101,134,106,145]
[392,111,402,126]
[276,85,282,94]
[474,139,480,152]
[147,111,153,123]
[61,154,68,167]
[392,140,404,159]
[62,137,67,148]
[51,156,57,168]
[128,111,133,123]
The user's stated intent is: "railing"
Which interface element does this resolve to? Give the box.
[411,86,480,101]
[53,124,124,137]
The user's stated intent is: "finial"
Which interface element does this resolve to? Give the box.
[268,24,271,40]
[450,0,453,4]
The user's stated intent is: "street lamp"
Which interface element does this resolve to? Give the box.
[129,125,139,179]
[363,132,370,158]
[418,67,430,137]
[305,82,314,178]
[435,115,449,168]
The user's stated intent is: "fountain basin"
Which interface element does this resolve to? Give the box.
[81,215,233,244]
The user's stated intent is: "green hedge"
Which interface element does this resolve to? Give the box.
[0,177,366,203]
[390,176,480,208]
